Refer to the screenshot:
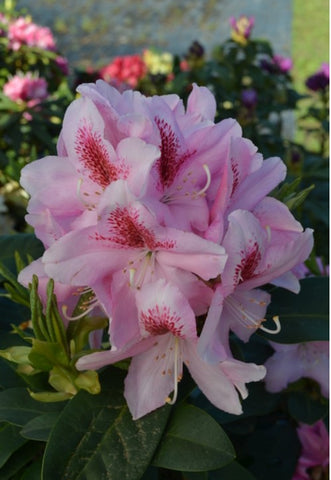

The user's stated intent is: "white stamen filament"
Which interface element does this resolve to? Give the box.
[129,268,136,287]
[226,295,265,330]
[259,315,281,334]
[166,337,180,405]
[196,164,211,197]
[62,298,99,321]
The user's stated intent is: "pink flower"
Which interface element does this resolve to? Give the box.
[99,54,147,89]
[8,17,56,51]
[199,201,313,361]
[55,56,69,75]
[264,341,329,397]
[293,421,329,480]
[3,73,48,103]
[76,279,266,419]
[273,54,293,73]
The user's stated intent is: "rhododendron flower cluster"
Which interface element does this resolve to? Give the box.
[3,72,48,104]
[8,16,56,51]
[99,54,147,89]
[18,80,313,420]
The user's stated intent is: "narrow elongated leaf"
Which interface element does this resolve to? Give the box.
[260,277,329,343]
[0,423,28,468]
[0,387,62,426]
[0,440,42,480]
[152,403,235,472]
[42,367,171,480]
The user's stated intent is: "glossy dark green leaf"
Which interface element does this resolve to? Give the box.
[152,403,235,472]
[287,391,328,425]
[42,367,171,480]
[0,387,62,427]
[260,277,329,343]
[0,423,27,468]
[20,412,60,441]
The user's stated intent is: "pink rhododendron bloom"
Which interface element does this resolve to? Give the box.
[18,79,314,419]
[293,421,329,480]
[264,341,329,397]
[3,73,48,103]
[77,280,266,419]
[8,17,56,51]
[229,15,255,45]
[100,54,147,89]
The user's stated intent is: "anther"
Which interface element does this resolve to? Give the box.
[260,315,281,334]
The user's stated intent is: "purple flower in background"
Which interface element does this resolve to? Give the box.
[241,88,258,108]
[305,62,329,91]
[264,341,329,398]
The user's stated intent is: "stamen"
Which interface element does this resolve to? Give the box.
[265,225,271,242]
[129,268,136,287]
[61,299,99,321]
[260,315,281,334]
[165,338,180,405]
[196,164,211,196]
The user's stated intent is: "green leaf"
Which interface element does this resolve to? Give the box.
[209,460,257,479]
[287,391,328,424]
[0,440,42,480]
[0,387,62,427]
[0,234,43,281]
[260,277,329,343]
[152,403,235,472]
[42,367,171,480]
[0,423,27,468]
[20,412,60,442]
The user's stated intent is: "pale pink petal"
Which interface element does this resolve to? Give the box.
[264,347,304,392]
[124,334,181,419]
[186,83,216,121]
[198,286,229,363]
[135,279,197,340]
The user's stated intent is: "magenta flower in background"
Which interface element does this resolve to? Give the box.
[264,341,329,398]
[8,16,56,51]
[3,73,48,103]
[305,62,329,91]
[229,15,255,45]
[292,420,329,480]
[261,54,293,74]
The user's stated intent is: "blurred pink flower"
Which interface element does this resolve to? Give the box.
[293,420,329,480]
[8,16,56,51]
[3,73,48,103]
[264,341,329,397]
[273,54,293,73]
